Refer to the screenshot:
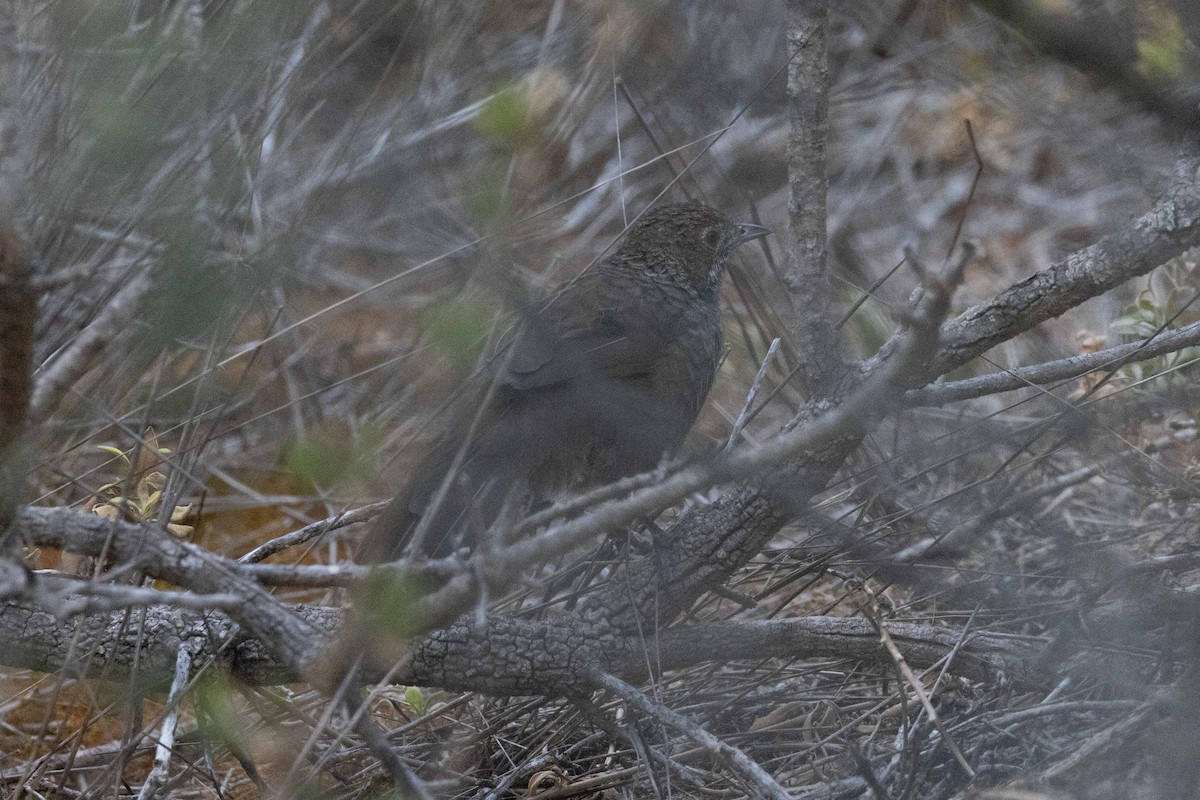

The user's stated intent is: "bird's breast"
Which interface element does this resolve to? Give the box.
[652,304,723,419]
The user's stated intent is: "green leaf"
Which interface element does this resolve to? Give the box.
[424,299,489,370]
[90,99,157,171]
[195,673,241,746]
[1137,34,1185,80]
[97,445,132,469]
[474,86,530,147]
[405,686,427,715]
[360,568,434,641]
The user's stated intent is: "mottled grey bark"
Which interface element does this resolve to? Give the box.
[0,598,1036,691]
[783,0,843,393]
[927,165,1200,381]
[0,599,342,686]
[14,506,323,678]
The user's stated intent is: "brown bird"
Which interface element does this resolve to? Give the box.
[358,202,769,560]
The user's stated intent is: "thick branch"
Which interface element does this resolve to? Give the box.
[925,166,1200,381]
[649,617,1042,688]
[14,506,322,676]
[0,598,340,685]
[784,0,842,392]
[0,598,1036,692]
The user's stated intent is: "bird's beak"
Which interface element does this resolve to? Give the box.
[727,223,772,250]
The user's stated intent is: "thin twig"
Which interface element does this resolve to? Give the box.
[907,318,1200,406]
[846,578,975,780]
[136,641,194,800]
[590,669,791,800]
[41,577,244,616]
[238,501,388,563]
[29,269,157,422]
[346,695,434,800]
[727,337,781,450]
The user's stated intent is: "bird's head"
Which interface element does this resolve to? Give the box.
[615,202,771,300]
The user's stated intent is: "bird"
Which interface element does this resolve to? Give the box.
[357,202,770,561]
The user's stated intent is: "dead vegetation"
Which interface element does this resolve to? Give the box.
[2,1,1200,798]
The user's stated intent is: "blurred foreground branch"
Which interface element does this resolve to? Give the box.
[972,0,1200,138]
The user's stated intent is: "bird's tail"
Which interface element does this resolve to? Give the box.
[355,441,528,562]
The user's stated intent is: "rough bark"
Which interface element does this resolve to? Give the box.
[14,506,323,677]
[0,599,1038,691]
[783,0,842,392]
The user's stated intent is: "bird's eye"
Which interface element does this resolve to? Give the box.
[702,227,721,248]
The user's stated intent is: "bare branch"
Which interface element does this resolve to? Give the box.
[28,269,157,424]
[14,506,323,676]
[908,317,1200,406]
[784,0,843,393]
[136,641,193,800]
[238,501,389,564]
[650,616,1040,689]
[0,593,1038,692]
[921,162,1200,382]
[0,594,341,685]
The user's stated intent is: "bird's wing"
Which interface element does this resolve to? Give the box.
[494,278,660,391]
